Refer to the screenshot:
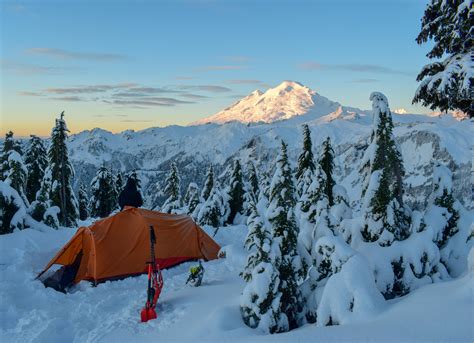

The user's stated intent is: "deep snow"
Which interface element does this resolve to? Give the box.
[1,223,472,342]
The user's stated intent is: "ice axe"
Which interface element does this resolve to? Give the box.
[140,225,164,323]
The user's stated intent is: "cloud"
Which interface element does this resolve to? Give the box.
[50,96,84,102]
[224,56,251,62]
[226,79,262,84]
[145,97,194,105]
[44,83,137,94]
[180,93,208,99]
[18,91,42,96]
[111,100,175,107]
[1,60,79,75]
[178,85,232,93]
[121,119,153,123]
[298,62,412,76]
[26,48,128,61]
[196,65,245,71]
[351,78,380,83]
[126,87,181,94]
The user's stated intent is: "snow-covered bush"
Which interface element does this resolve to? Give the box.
[197,181,229,228]
[0,181,27,234]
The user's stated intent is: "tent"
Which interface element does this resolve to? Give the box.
[38,207,221,291]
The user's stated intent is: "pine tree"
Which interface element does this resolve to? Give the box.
[0,181,27,234]
[24,135,48,203]
[247,161,259,199]
[413,0,472,117]
[1,131,22,181]
[201,165,214,201]
[115,172,124,195]
[227,159,245,224]
[47,112,78,226]
[78,183,89,221]
[266,140,303,330]
[197,181,228,228]
[119,170,144,210]
[89,166,116,218]
[29,169,52,223]
[183,182,200,215]
[295,124,316,197]
[361,92,411,246]
[162,162,181,213]
[319,137,335,206]
[3,151,29,205]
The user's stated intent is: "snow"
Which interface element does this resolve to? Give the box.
[1,222,472,342]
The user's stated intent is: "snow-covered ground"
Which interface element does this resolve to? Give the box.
[1,223,472,342]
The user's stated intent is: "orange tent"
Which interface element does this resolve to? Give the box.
[38,207,221,285]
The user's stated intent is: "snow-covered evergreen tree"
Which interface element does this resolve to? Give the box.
[114,172,124,196]
[78,183,89,221]
[0,131,22,181]
[266,140,303,330]
[29,169,54,225]
[360,93,411,246]
[201,165,214,202]
[319,137,335,206]
[47,112,78,226]
[162,162,182,213]
[329,185,353,231]
[24,135,48,203]
[3,151,29,205]
[197,181,228,228]
[183,182,200,215]
[89,166,116,218]
[413,0,472,117]
[295,124,316,197]
[0,181,27,234]
[226,159,245,224]
[247,161,259,199]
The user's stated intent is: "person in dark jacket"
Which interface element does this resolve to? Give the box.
[118,175,144,210]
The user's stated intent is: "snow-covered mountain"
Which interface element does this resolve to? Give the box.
[191,81,340,125]
[67,84,472,210]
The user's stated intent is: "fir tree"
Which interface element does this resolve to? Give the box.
[227,159,245,224]
[24,135,48,203]
[183,182,200,215]
[197,181,228,228]
[0,181,27,234]
[295,124,316,197]
[78,183,89,221]
[361,93,411,246]
[266,140,303,330]
[319,137,335,206]
[119,170,144,210]
[47,112,78,226]
[413,0,472,117]
[201,165,214,201]
[29,169,52,222]
[3,151,29,205]
[89,166,116,218]
[1,131,22,181]
[115,172,124,196]
[246,161,259,199]
[162,162,181,213]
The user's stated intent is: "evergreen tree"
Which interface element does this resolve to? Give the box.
[24,135,48,203]
[162,162,181,213]
[3,151,28,205]
[246,161,259,199]
[227,159,245,224]
[1,131,22,181]
[361,92,411,246]
[413,0,472,117]
[119,170,144,210]
[266,140,303,330]
[0,181,27,234]
[115,172,124,196]
[183,182,200,215]
[240,201,285,333]
[78,183,89,221]
[201,165,214,201]
[295,124,316,197]
[29,169,52,223]
[47,112,78,226]
[89,166,116,218]
[319,137,335,206]
[197,181,228,228]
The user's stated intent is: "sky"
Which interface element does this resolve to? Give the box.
[0,0,433,137]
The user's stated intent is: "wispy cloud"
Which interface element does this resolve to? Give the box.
[196,65,245,72]
[121,119,153,123]
[1,60,79,75]
[224,56,251,62]
[299,61,412,76]
[26,48,128,61]
[351,78,380,83]
[18,91,42,96]
[50,96,84,102]
[226,79,262,84]
[180,93,208,99]
[178,85,232,93]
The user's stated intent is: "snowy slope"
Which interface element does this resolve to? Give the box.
[1,224,472,342]
[190,81,340,125]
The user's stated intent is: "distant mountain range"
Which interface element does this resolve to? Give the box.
[67,81,472,210]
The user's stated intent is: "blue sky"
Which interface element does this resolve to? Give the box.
[1,0,432,136]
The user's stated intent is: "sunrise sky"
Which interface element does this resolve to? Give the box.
[1,0,432,137]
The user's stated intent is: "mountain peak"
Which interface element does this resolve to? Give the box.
[191,81,337,125]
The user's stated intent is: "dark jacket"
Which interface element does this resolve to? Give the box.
[118,179,143,210]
